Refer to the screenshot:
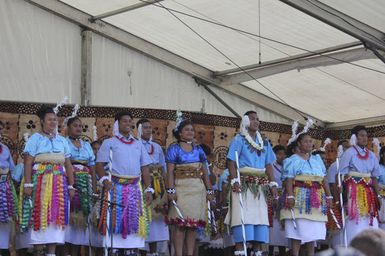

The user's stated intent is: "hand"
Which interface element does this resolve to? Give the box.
[286,197,295,209]
[69,189,75,200]
[207,193,215,202]
[23,187,33,197]
[270,187,278,201]
[146,192,153,206]
[232,182,241,193]
[103,180,112,191]
[168,193,177,202]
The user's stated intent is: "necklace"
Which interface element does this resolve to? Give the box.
[242,131,264,152]
[353,145,369,160]
[69,136,80,141]
[115,135,134,145]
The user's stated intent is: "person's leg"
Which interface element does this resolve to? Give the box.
[172,227,186,256]
[269,246,275,256]
[278,246,286,256]
[149,242,157,254]
[185,228,197,256]
[46,243,56,255]
[291,239,301,256]
[305,242,314,256]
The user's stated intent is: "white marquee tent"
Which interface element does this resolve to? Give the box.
[1,0,385,129]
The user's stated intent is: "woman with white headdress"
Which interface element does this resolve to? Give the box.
[64,112,97,255]
[338,125,381,243]
[280,120,333,256]
[19,105,75,256]
[166,112,214,256]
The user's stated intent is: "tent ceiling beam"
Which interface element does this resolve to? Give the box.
[215,41,362,76]
[213,83,325,127]
[219,46,374,85]
[80,30,92,106]
[280,0,385,52]
[90,0,164,21]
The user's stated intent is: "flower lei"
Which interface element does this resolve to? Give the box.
[115,136,134,145]
[242,131,264,152]
[353,146,369,160]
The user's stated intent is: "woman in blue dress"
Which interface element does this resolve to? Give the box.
[20,106,75,256]
[0,120,17,253]
[166,119,214,256]
[64,117,96,255]
[280,133,333,256]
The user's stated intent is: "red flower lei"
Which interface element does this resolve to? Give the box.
[353,146,369,160]
[115,136,134,145]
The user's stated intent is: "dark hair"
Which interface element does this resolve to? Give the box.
[338,140,348,147]
[350,229,385,256]
[37,106,55,120]
[136,118,150,128]
[115,111,133,121]
[200,144,212,156]
[91,141,101,147]
[351,125,367,136]
[312,150,325,156]
[244,110,257,116]
[273,145,286,154]
[0,121,4,128]
[286,142,297,157]
[67,117,81,127]
[380,146,385,166]
[297,133,311,143]
[172,120,193,141]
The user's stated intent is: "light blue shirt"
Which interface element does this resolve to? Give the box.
[0,143,15,170]
[12,163,24,182]
[66,138,96,166]
[166,143,207,165]
[272,162,283,188]
[23,133,71,158]
[282,154,326,180]
[227,134,276,169]
[96,133,152,176]
[338,146,380,177]
[378,165,385,185]
[327,161,338,184]
[141,139,166,171]
[218,169,230,192]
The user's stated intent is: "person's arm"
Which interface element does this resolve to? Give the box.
[323,177,333,207]
[285,178,295,208]
[64,158,75,199]
[23,155,35,196]
[167,162,177,201]
[141,164,153,205]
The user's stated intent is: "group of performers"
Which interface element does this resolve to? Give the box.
[0,105,384,256]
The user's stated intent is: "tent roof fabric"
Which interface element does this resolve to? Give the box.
[59,0,385,126]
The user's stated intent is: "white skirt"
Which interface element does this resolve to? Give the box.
[345,217,378,244]
[65,224,90,246]
[0,222,11,249]
[103,234,145,249]
[285,219,326,244]
[31,225,65,244]
[269,218,288,247]
[146,218,169,243]
[15,230,33,249]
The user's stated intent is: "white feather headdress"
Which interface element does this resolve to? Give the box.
[174,110,184,132]
[240,115,250,135]
[53,96,68,115]
[320,138,332,152]
[287,118,314,145]
[63,104,80,127]
[92,125,98,141]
